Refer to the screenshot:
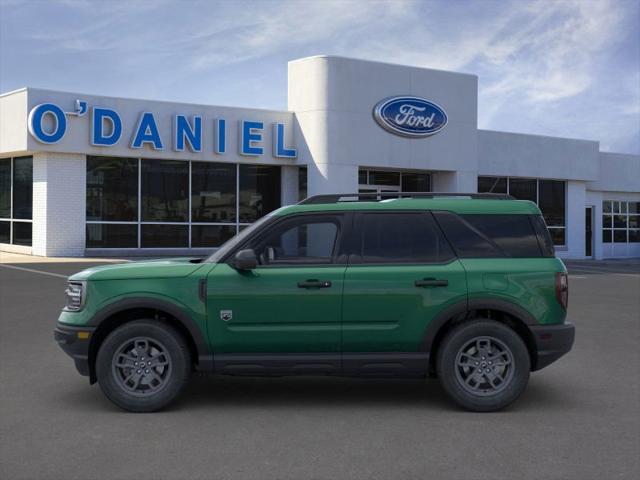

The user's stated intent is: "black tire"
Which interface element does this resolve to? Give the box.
[96,320,191,412]
[436,319,530,412]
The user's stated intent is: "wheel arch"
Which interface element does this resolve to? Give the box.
[424,298,538,374]
[87,298,212,383]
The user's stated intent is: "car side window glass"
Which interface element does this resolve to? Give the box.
[357,212,454,264]
[434,211,543,258]
[250,217,339,266]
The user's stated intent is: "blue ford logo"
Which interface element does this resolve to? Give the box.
[373,96,447,138]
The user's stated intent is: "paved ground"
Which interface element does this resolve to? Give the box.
[0,258,639,480]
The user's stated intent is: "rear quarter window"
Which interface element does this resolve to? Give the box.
[434,212,547,258]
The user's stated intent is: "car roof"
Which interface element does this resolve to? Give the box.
[276,196,542,216]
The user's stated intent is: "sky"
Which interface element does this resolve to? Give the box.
[1,0,639,154]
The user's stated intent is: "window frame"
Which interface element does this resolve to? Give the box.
[602,200,640,245]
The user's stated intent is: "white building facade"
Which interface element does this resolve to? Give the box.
[1,56,638,259]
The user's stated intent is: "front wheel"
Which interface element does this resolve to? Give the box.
[96,320,191,412]
[436,320,530,412]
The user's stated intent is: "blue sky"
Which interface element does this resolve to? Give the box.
[1,0,638,154]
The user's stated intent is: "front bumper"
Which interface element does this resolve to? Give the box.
[54,323,95,377]
[530,322,575,371]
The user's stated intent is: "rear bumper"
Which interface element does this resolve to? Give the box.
[530,322,575,371]
[54,323,95,377]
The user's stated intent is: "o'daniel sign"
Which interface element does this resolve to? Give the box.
[373,96,447,138]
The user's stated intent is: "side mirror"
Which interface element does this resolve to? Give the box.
[233,249,258,270]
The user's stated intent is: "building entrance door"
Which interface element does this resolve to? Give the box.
[585,206,593,258]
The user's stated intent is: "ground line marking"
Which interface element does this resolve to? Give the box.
[0,263,68,279]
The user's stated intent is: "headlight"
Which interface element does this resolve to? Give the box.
[64,282,86,311]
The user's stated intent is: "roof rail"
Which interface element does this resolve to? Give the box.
[298,192,514,205]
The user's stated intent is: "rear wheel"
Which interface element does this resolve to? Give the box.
[96,320,191,412]
[436,319,530,412]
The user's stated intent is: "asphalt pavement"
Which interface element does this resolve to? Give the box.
[0,259,639,480]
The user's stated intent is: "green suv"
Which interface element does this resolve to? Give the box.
[55,193,574,412]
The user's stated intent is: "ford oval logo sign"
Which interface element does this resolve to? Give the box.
[373,96,447,138]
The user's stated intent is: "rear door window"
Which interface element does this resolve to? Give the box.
[434,212,544,258]
[355,212,454,264]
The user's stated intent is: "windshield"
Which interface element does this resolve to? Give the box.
[205,212,276,263]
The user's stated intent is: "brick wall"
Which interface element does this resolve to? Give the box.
[32,152,86,256]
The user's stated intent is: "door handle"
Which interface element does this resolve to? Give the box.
[415,278,448,288]
[297,279,332,289]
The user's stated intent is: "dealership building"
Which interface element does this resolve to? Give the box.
[1,55,638,259]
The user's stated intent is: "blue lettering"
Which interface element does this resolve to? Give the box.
[174,115,202,152]
[215,119,226,154]
[91,107,122,146]
[28,103,67,144]
[273,123,297,158]
[240,120,263,156]
[131,112,163,150]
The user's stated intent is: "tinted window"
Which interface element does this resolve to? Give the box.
[191,162,236,222]
[478,176,507,194]
[239,165,281,222]
[401,172,430,192]
[141,224,188,248]
[434,212,503,258]
[86,223,138,248]
[530,214,555,257]
[192,225,236,248]
[141,160,188,222]
[249,216,340,265]
[0,159,10,218]
[86,156,138,221]
[435,212,543,258]
[538,180,565,227]
[508,178,536,202]
[357,213,453,264]
[12,222,32,246]
[12,156,32,219]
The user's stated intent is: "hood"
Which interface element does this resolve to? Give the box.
[68,257,208,281]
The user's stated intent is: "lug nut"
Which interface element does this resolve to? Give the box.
[485,369,491,373]
[145,370,149,374]
[137,370,141,374]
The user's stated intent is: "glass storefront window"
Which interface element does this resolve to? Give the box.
[401,173,431,192]
[0,220,9,243]
[142,160,189,222]
[141,224,189,248]
[0,156,33,246]
[192,225,236,248]
[12,222,32,246]
[538,180,566,227]
[0,159,10,218]
[86,224,138,248]
[477,176,507,194]
[191,162,236,223]
[86,156,138,221]
[603,200,640,244]
[298,166,307,201]
[359,169,431,194]
[367,170,400,186]
[85,156,282,249]
[12,156,33,220]
[478,176,566,246]
[508,178,537,202]
[239,165,281,223]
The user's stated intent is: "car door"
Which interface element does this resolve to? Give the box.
[206,213,348,372]
[341,211,467,373]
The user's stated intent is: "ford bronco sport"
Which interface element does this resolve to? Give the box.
[55,193,575,412]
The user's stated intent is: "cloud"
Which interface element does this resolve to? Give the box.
[1,0,638,153]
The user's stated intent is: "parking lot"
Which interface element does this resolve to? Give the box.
[1,257,639,480]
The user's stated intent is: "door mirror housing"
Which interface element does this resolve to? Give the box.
[233,249,258,270]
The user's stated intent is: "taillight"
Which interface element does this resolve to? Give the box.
[556,272,568,310]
